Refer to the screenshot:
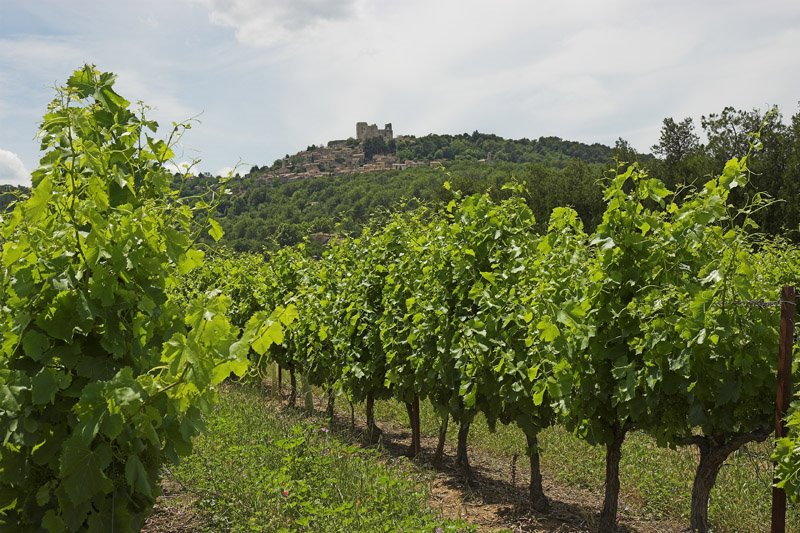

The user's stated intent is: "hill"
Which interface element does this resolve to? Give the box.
[178,127,628,253]
[199,106,800,253]
[0,185,24,212]
[180,159,611,254]
[245,124,618,183]
[6,105,800,253]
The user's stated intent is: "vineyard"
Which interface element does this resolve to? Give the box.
[1,67,799,532]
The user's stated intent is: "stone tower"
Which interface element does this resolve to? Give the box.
[356,121,393,142]
[356,122,369,141]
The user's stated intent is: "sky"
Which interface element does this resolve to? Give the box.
[1,0,799,185]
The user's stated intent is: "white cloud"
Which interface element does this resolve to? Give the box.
[196,0,366,46]
[111,67,199,128]
[2,0,800,176]
[0,37,83,71]
[253,0,800,152]
[164,160,199,176]
[0,149,31,186]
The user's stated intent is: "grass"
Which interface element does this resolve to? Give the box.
[169,383,472,532]
[373,397,800,532]
[165,381,799,531]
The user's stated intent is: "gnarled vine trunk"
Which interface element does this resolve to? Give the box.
[456,418,472,482]
[525,432,549,513]
[685,431,768,532]
[598,423,627,532]
[405,395,421,457]
[434,413,449,466]
[690,440,726,533]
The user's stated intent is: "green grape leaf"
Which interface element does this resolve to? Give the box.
[22,330,50,361]
[36,291,94,342]
[32,368,70,405]
[25,175,53,222]
[125,455,153,500]
[60,439,114,505]
[208,218,224,242]
[533,387,545,406]
[42,510,66,533]
[536,318,560,342]
[279,304,299,326]
[177,248,205,274]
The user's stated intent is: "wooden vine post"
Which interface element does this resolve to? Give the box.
[772,286,796,533]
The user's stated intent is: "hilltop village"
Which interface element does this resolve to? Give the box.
[253,122,435,182]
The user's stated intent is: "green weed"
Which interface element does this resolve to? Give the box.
[170,384,471,532]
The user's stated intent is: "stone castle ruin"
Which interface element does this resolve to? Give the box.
[259,121,419,183]
[356,121,393,142]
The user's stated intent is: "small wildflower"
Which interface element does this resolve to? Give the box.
[281,489,289,497]
[320,427,329,433]
[435,527,444,533]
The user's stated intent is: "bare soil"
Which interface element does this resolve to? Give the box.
[142,472,209,532]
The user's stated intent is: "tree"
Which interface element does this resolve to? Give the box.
[0,185,24,212]
[611,137,638,166]
[363,136,388,161]
[778,108,800,236]
[701,106,762,165]
[651,117,700,163]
